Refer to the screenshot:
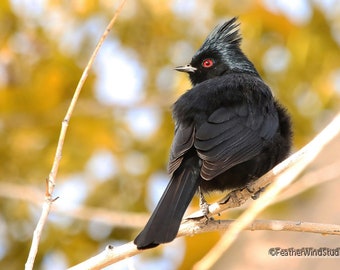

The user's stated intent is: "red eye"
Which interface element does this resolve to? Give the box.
[202,58,214,68]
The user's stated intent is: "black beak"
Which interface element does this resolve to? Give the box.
[174,64,197,73]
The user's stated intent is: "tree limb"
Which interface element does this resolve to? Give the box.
[193,111,340,270]
[67,219,340,270]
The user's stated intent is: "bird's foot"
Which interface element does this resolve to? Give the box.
[247,186,266,200]
[199,187,211,222]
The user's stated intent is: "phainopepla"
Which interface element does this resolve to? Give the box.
[134,17,292,249]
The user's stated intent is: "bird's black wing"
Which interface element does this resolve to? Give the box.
[135,122,199,249]
[195,101,278,181]
[167,123,195,175]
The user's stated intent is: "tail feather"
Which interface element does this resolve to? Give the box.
[134,161,200,249]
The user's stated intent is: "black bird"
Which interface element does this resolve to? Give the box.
[134,17,292,249]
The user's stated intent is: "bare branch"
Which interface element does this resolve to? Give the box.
[24,1,127,269]
[274,159,340,204]
[179,219,340,237]
[67,219,340,270]
[0,182,148,228]
[193,111,340,270]
[2,153,340,229]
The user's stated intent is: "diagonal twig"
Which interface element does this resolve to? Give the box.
[193,111,340,270]
[24,1,127,269]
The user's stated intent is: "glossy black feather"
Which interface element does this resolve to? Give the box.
[134,17,292,249]
[134,155,200,249]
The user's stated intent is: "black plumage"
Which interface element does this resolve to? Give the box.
[134,17,292,249]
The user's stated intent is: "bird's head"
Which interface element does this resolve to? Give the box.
[175,17,259,86]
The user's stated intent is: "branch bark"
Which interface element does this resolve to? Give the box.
[193,111,340,270]
[67,219,340,270]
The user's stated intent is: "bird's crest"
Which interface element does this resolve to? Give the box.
[199,17,241,53]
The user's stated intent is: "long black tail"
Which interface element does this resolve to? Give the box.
[134,159,200,249]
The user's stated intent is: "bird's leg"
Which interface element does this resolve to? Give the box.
[198,186,210,221]
[246,184,266,200]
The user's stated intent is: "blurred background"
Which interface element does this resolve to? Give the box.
[1,0,340,269]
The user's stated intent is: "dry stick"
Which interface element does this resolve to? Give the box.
[221,159,340,214]
[273,159,340,204]
[1,154,340,229]
[24,1,127,270]
[178,219,340,238]
[193,112,340,270]
[0,182,148,228]
[2,151,340,229]
[187,120,340,220]
[67,219,340,270]
[2,149,340,228]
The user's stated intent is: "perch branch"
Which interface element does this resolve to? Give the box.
[193,111,340,270]
[67,219,340,270]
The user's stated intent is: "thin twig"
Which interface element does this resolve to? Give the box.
[2,154,340,228]
[24,1,127,269]
[0,182,149,228]
[1,153,340,228]
[178,218,340,237]
[193,112,340,270]
[274,159,340,204]
[67,219,340,270]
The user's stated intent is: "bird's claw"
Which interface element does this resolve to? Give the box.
[247,185,265,200]
[198,187,210,221]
